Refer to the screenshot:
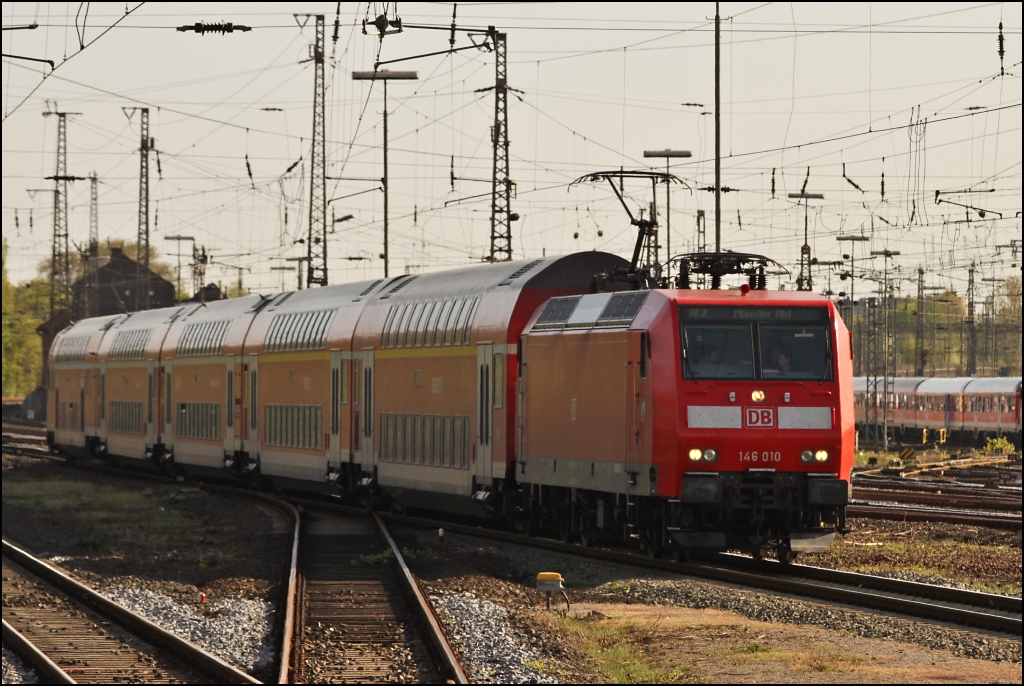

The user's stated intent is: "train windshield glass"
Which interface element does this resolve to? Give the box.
[680,306,832,381]
[683,324,755,379]
[758,325,830,380]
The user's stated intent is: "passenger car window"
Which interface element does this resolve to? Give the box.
[433,301,454,347]
[445,300,465,346]
[406,304,425,348]
[415,302,435,347]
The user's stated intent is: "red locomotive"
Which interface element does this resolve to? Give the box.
[47,250,853,561]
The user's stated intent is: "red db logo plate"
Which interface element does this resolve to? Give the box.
[745,407,775,428]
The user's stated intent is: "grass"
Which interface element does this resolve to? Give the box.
[853,446,977,468]
[598,579,633,593]
[553,616,702,684]
[1,475,218,573]
[399,547,439,563]
[807,536,1023,596]
[2,477,200,549]
[353,550,395,566]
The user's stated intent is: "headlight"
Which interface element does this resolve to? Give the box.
[688,448,718,462]
[751,390,766,402]
[814,450,829,463]
[801,450,814,463]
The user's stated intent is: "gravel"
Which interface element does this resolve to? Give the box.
[407,531,1022,665]
[868,569,1021,596]
[608,578,1023,663]
[101,583,276,672]
[1,646,38,685]
[433,591,556,684]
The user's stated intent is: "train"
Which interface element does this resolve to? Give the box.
[46,250,853,561]
[853,376,1022,448]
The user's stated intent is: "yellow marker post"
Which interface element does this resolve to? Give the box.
[536,572,570,611]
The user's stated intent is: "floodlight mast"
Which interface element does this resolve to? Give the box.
[352,70,420,279]
[643,149,691,279]
[365,20,515,264]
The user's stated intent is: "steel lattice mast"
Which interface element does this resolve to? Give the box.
[307,14,328,287]
[915,267,926,376]
[488,27,513,263]
[42,110,82,318]
[123,107,152,311]
[966,263,977,375]
[86,172,100,318]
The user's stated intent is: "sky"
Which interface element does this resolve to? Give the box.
[2,2,1021,303]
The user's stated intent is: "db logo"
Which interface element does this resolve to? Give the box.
[745,407,775,428]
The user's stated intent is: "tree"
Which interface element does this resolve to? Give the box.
[2,240,43,396]
[996,276,1022,318]
[993,276,1023,375]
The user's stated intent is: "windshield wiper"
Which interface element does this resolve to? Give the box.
[682,328,698,383]
[820,337,832,384]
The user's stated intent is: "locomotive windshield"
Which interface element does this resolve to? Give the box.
[681,306,832,381]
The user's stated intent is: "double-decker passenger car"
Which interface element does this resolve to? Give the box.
[47,251,854,561]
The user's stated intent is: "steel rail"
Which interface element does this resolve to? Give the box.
[12,432,1018,639]
[3,432,298,684]
[280,506,461,683]
[852,487,1021,511]
[853,475,1022,496]
[847,503,1022,530]
[714,553,1022,614]
[3,430,453,683]
[855,455,1018,479]
[2,539,261,684]
[1,618,76,684]
[275,499,301,686]
[377,512,1022,636]
[370,512,470,685]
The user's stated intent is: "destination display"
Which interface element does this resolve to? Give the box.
[682,306,828,322]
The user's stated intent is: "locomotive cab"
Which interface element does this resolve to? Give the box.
[674,293,854,557]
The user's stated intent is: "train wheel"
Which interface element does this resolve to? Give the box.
[777,543,797,565]
[669,545,688,563]
[579,527,597,548]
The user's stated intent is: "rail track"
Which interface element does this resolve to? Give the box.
[2,539,259,684]
[852,486,1021,511]
[846,502,1022,530]
[1,427,467,683]
[6,421,1019,661]
[854,473,1022,496]
[284,506,467,684]
[380,511,1023,637]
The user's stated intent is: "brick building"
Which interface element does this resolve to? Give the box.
[72,246,175,319]
[37,247,176,392]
